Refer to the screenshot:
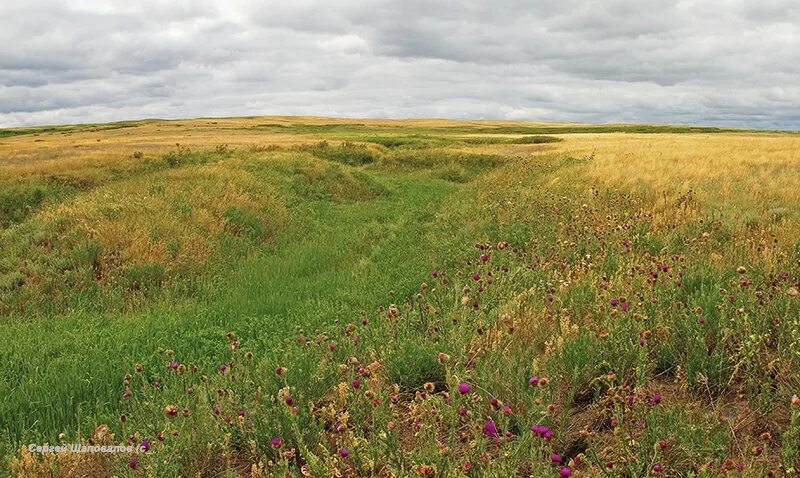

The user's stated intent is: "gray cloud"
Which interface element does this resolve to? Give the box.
[1,0,798,129]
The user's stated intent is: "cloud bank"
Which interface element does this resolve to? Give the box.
[1,0,799,128]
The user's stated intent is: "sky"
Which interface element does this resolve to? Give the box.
[1,0,799,129]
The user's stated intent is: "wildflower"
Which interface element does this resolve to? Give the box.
[472,272,481,281]
[153,380,161,389]
[650,394,662,405]
[170,361,179,370]
[238,409,246,417]
[329,342,336,351]
[529,376,539,386]
[218,364,228,373]
[502,405,512,414]
[458,382,471,394]
[620,302,629,312]
[139,439,151,452]
[122,389,131,399]
[551,453,562,463]
[212,406,220,415]
[432,270,439,278]
[128,458,138,470]
[186,387,194,395]
[483,420,498,437]
[531,424,552,440]
[352,379,361,389]
[480,254,490,262]
[164,405,178,417]
[438,352,450,363]
[424,382,435,392]
[284,396,294,406]
[697,316,705,324]
[559,466,572,477]
[658,440,668,450]
[462,461,473,471]
[182,407,190,417]
[652,464,663,474]
[271,437,283,448]
[737,266,747,274]
[339,448,350,457]
[792,394,800,407]
[610,298,618,307]
[458,405,468,416]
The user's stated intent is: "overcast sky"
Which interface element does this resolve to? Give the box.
[1,0,799,129]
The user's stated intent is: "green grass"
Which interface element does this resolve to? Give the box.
[0,163,462,460]
[2,122,799,476]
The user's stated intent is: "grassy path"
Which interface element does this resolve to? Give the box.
[0,172,458,458]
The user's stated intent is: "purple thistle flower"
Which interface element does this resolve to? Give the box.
[652,464,663,473]
[551,453,562,463]
[271,437,283,448]
[212,405,220,415]
[284,395,294,406]
[152,380,161,389]
[218,363,228,373]
[472,272,481,281]
[170,361,179,369]
[502,405,512,414]
[610,298,618,307]
[238,409,246,417]
[530,424,552,440]
[483,420,498,437]
[620,302,629,312]
[650,394,662,405]
[338,448,349,457]
[431,270,439,278]
[697,316,705,324]
[122,389,131,399]
[329,342,336,351]
[529,376,539,386]
[352,378,361,389]
[559,467,572,477]
[128,458,138,470]
[139,439,151,452]
[480,254,489,262]
[458,382,471,394]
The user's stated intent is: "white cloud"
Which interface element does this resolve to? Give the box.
[0,0,798,129]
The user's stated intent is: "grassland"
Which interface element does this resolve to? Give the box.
[0,117,798,477]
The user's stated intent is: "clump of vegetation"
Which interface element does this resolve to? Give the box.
[302,141,377,166]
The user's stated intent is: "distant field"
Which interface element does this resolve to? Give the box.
[1,117,799,477]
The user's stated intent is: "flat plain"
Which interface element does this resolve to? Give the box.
[1,117,799,477]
